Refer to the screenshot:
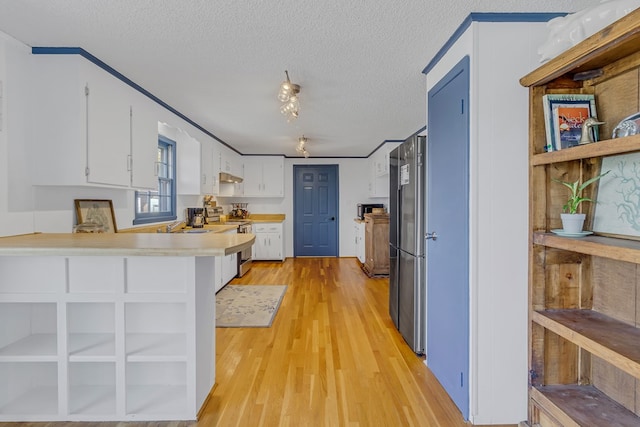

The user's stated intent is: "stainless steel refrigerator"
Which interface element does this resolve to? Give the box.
[389,135,425,354]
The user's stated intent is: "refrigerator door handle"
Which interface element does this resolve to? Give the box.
[425,231,438,241]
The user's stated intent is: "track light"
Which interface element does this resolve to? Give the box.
[279,70,300,121]
[296,135,310,157]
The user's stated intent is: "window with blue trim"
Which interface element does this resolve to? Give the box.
[133,136,177,224]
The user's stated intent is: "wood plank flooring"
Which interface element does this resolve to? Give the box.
[0,257,503,426]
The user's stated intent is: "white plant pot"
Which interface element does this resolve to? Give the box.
[561,213,586,233]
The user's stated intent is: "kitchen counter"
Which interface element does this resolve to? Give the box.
[0,231,254,256]
[119,222,238,234]
[247,213,286,223]
[0,230,249,422]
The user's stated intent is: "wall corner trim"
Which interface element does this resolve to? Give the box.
[421,12,566,76]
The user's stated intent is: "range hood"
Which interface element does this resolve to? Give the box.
[219,172,243,183]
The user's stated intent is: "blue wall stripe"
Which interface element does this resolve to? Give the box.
[422,12,566,75]
[32,47,425,158]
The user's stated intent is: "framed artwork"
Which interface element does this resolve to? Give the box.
[74,199,118,233]
[542,94,597,151]
[592,153,640,240]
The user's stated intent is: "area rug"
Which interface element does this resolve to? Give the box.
[216,285,287,327]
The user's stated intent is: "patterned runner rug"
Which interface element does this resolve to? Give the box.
[216,285,287,327]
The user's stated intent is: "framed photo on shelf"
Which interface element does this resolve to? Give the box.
[542,94,597,151]
[592,152,640,240]
[74,199,118,233]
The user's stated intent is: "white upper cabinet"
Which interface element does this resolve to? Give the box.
[368,142,399,198]
[84,63,131,187]
[200,140,220,195]
[30,54,159,189]
[130,90,160,190]
[176,129,201,195]
[241,156,284,197]
[219,145,243,178]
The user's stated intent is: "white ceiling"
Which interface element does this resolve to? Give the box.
[0,0,600,158]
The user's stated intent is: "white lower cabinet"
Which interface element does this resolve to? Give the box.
[214,229,238,293]
[252,223,284,261]
[0,255,217,422]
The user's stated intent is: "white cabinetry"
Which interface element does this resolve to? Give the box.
[218,146,243,197]
[0,255,216,421]
[215,229,237,292]
[31,54,158,189]
[368,142,399,198]
[354,220,365,264]
[176,130,201,195]
[130,90,160,190]
[252,223,284,261]
[200,140,220,196]
[219,146,242,178]
[85,63,131,187]
[241,156,284,197]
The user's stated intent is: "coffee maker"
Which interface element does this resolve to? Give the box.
[185,207,205,228]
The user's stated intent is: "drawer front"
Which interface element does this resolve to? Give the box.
[254,223,282,233]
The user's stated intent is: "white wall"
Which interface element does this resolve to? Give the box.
[0,31,386,254]
[219,156,380,258]
[0,31,37,236]
[424,20,549,425]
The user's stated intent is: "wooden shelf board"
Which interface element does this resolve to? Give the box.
[533,232,640,264]
[520,8,640,88]
[533,309,640,379]
[531,134,640,165]
[531,385,640,426]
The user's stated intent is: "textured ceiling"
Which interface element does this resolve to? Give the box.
[0,0,601,157]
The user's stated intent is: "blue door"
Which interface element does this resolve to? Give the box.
[426,56,470,420]
[293,165,339,257]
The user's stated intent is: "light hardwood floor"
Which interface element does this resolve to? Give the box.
[1,257,513,426]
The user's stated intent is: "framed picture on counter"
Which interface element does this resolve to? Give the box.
[74,199,118,233]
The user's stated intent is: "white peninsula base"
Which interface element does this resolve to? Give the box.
[0,255,216,422]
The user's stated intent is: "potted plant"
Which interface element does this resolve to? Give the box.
[553,170,609,233]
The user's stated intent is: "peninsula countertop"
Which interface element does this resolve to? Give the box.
[0,232,255,256]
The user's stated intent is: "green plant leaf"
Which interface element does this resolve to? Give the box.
[552,170,610,214]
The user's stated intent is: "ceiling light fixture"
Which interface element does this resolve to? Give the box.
[296,135,310,158]
[278,70,300,121]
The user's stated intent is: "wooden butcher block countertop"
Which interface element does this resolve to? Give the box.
[0,232,255,257]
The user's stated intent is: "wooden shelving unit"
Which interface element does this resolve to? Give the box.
[521,8,640,426]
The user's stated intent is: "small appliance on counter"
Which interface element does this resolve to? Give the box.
[185,207,205,228]
[206,206,224,223]
[203,195,223,224]
[357,203,384,220]
[229,203,250,219]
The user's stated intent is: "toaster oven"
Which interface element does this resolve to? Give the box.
[357,203,384,220]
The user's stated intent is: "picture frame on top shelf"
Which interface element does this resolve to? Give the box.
[592,152,640,240]
[74,199,118,233]
[542,94,597,151]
